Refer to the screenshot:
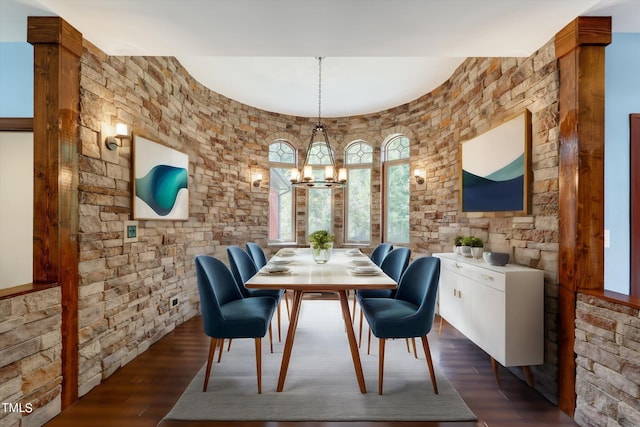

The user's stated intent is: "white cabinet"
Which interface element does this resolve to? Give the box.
[434,253,544,368]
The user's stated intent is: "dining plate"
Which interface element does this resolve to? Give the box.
[261,265,291,274]
[349,260,371,266]
[348,269,381,276]
[270,259,291,265]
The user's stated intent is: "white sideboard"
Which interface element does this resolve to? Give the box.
[434,253,544,372]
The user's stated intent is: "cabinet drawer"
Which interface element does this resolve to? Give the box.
[441,258,505,292]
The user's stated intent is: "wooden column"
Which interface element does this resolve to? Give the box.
[27,16,82,409]
[555,16,611,416]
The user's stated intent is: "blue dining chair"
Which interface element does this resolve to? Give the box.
[351,243,394,318]
[369,243,393,267]
[227,245,285,342]
[246,242,268,269]
[195,255,277,393]
[359,256,441,395]
[356,247,411,347]
[246,242,291,320]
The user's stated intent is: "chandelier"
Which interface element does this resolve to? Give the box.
[290,57,347,188]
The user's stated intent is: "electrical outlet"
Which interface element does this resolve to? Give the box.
[170,296,179,308]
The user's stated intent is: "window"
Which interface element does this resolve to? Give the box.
[268,141,296,243]
[307,142,333,235]
[345,141,373,244]
[383,135,410,244]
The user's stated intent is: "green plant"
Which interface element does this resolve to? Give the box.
[453,235,465,246]
[309,230,334,250]
[463,236,483,247]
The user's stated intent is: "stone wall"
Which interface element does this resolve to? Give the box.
[75,37,561,402]
[0,287,62,426]
[574,293,640,427]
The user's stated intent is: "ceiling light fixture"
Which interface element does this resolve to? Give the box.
[290,57,346,188]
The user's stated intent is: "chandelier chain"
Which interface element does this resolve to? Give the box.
[317,57,323,124]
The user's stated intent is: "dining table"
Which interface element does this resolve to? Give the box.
[244,247,397,393]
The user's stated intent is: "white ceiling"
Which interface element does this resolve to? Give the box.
[1,0,638,117]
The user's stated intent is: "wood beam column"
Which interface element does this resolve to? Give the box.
[555,16,611,416]
[27,16,82,409]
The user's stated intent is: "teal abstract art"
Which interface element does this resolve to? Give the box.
[134,136,189,220]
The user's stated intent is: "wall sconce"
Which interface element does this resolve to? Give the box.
[105,123,131,151]
[252,172,263,187]
[414,168,425,185]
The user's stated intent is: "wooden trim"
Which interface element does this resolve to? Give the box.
[631,114,640,297]
[0,283,57,299]
[555,16,612,59]
[581,288,640,310]
[0,118,33,131]
[555,16,610,417]
[28,16,82,410]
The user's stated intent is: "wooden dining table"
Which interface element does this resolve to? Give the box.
[245,248,397,393]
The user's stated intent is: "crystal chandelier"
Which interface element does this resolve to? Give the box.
[290,57,347,188]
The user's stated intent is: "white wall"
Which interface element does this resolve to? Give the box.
[0,131,33,289]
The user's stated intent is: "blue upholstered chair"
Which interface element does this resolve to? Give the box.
[351,243,394,318]
[227,245,285,342]
[359,256,441,395]
[195,255,277,393]
[369,243,393,267]
[356,247,411,347]
[246,242,268,269]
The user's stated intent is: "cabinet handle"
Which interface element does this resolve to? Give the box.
[453,289,457,297]
[458,290,462,299]
[481,274,494,281]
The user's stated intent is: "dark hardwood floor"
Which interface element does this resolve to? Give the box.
[45,298,577,427]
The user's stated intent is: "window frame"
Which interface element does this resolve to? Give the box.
[306,142,336,236]
[344,141,373,245]
[268,140,297,245]
[382,135,411,245]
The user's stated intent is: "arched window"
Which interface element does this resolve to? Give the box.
[268,140,296,243]
[307,142,333,235]
[345,141,373,244]
[383,135,410,244]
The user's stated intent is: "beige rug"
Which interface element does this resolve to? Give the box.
[164,300,476,422]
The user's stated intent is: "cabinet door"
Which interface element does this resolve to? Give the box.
[470,278,506,364]
[439,267,462,330]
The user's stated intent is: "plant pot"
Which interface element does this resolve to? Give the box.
[460,245,472,257]
[311,243,333,264]
[453,245,462,255]
[471,247,483,260]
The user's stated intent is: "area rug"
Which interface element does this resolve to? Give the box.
[163,300,476,422]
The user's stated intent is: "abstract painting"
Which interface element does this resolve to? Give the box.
[133,136,189,220]
[461,111,531,213]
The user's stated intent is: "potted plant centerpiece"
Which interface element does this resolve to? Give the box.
[453,235,464,255]
[467,236,484,259]
[309,230,334,264]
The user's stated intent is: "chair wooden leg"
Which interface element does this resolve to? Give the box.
[405,338,411,353]
[217,338,225,363]
[358,308,363,348]
[352,291,357,321]
[411,337,418,358]
[284,291,291,320]
[227,339,232,351]
[255,338,262,393]
[421,335,438,394]
[269,323,274,353]
[367,329,372,355]
[203,338,217,392]
[378,338,386,395]
[277,302,282,342]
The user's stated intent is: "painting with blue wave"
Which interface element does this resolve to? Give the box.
[134,136,189,220]
[461,112,529,212]
[135,165,188,216]
[462,154,524,211]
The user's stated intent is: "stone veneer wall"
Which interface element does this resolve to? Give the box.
[0,287,62,426]
[574,293,640,427]
[76,37,561,402]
